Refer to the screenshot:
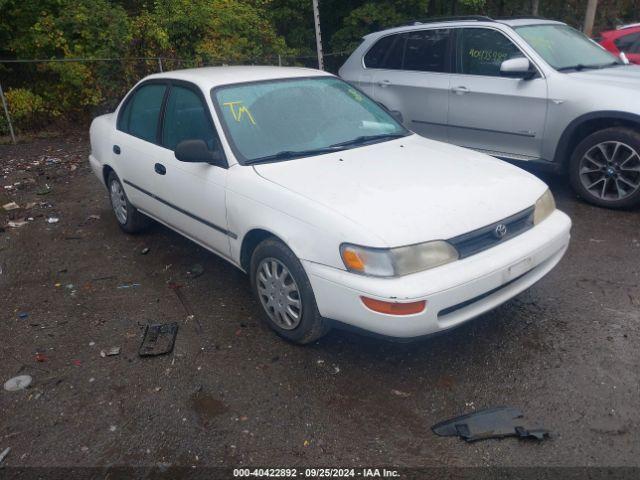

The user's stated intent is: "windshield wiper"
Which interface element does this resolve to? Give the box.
[247,146,342,164]
[247,132,408,164]
[558,61,622,72]
[329,133,407,149]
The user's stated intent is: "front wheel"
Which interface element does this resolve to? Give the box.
[569,127,640,209]
[250,238,329,344]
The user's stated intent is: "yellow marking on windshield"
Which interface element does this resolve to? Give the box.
[223,101,256,125]
[347,87,364,102]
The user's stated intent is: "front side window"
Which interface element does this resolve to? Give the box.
[615,32,640,53]
[403,29,450,72]
[457,28,524,76]
[213,77,408,164]
[162,85,219,151]
[516,24,620,70]
[119,83,166,143]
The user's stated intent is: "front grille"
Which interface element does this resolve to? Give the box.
[448,206,534,259]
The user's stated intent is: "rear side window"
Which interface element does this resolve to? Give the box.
[615,32,640,52]
[403,29,450,72]
[364,34,404,69]
[457,28,524,76]
[119,84,166,143]
[162,85,219,151]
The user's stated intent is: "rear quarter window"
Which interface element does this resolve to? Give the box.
[364,34,404,69]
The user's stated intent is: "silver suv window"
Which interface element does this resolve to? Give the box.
[364,29,451,73]
[456,28,524,77]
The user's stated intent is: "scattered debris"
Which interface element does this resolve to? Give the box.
[46,217,59,224]
[7,220,27,228]
[18,312,28,319]
[87,214,100,221]
[2,202,19,211]
[36,184,52,195]
[100,347,121,357]
[4,375,32,392]
[139,322,179,357]
[187,263,204,278]
[35,353,47,363]
[117,283,140,289]
[141,247,150,255]
[391,389,411,398]
[0,447,10,465]
[431,406,549,442]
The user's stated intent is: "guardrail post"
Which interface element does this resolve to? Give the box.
[157,57,163,72]
[0,83,16,144]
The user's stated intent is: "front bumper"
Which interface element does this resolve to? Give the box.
[304,210,571,338]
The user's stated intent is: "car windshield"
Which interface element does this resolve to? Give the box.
[212,76,408,164]
[515,24,621,71]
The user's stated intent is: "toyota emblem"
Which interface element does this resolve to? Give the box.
[494,223,508,239]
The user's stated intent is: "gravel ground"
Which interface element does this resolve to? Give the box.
[1,132,639,472]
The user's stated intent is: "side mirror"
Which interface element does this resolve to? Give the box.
[620,51,630,65]
[377,102,404,125]
[389,110,404,125]
[175,139,225,167]
[500,57,535,79]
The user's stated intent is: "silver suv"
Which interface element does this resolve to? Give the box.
[340,16,640,208]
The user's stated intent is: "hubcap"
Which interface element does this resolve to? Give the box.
[110,180,128,224]
[579,141,640,201]
[256,258,302,330]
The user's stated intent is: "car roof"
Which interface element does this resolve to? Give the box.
[363,17,564,39]
[143,66,332,89]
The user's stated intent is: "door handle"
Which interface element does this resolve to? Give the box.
[113,145,121,154]
[451,86,470,95]
[378,79,392,88]
[154,163,166,175]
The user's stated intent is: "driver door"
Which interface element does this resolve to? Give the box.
[154,82,233,260]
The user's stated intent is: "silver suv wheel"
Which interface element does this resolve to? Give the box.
[579,141,640,201]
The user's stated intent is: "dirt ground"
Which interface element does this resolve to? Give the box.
[1,131,639,474]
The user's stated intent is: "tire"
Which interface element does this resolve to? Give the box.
[569,127,640,209]
[107,171,151,233]
[250,238,329,344]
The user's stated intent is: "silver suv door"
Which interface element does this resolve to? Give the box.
[365,29,452,143]
[448,27,548,160]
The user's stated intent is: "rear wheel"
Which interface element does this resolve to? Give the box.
[250,238,329,344]
[569,127,640,209]
[107,171,150,233]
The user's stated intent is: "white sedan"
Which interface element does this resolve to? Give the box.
[89,66,571,344]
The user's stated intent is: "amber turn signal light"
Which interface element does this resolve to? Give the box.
[360,296,426,315]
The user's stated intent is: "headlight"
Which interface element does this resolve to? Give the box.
[340,240,459,277]
[533,189,555,225]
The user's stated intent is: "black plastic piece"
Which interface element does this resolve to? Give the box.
[432,406,549,442]
[139,322,179,357]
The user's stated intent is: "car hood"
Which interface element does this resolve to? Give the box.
[253,135,548,247]
[568,64,640,88]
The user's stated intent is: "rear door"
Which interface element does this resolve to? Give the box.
[113,81,170,219]
[447,27,548,160]
[366,29,452,142]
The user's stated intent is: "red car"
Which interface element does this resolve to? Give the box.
[597,24,640,64]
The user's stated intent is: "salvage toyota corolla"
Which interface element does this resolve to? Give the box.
[89,66,571,344]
